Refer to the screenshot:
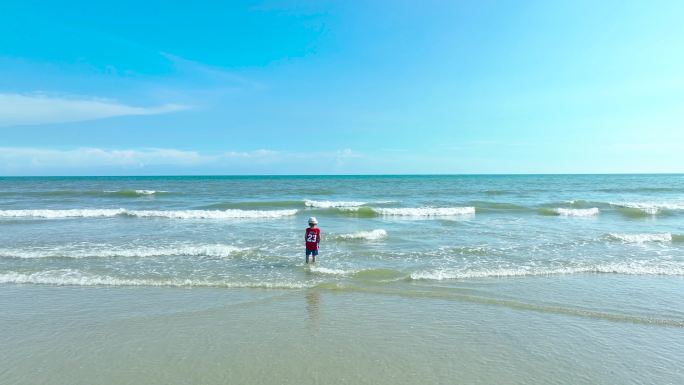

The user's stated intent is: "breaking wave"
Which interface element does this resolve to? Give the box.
[0,208,298,219]
[410,262,684,280]
[201,199,397,210]
[105,189,169,197]
[543,200,684,217]
[308,266,353,276]
[374,207,476,216]
[328,206,474,218]
[201,200,303,209]
[0,209,127,218]
[336,229,388,241]
[610,202,684,216]
[0,243,247,259]
[304,200,367,208]
[0,189,171,197]
[608,233,684,243]
[0,270,311,289]
[539,208,600,217]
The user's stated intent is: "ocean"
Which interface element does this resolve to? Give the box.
[1,175,683,384]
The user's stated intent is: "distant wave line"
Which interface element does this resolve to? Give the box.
[0,189,172,197]
[0,208,298,219]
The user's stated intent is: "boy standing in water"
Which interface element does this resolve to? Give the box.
[305,217,320,264]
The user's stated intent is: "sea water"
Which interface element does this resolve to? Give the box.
[1,175,683,384]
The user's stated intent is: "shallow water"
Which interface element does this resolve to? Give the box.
[2,283,683,385]
[1,175,683,383]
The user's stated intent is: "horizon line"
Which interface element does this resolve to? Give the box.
[2,172,683,178]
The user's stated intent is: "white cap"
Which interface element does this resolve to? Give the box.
[308,217,318,224]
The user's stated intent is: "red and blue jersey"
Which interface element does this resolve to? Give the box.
[305,227,320,250]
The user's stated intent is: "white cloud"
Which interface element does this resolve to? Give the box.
[0,147,210,171]
[333,148,362,168]
[0,93,190,127]
[223,149,280,158]
[0,147,375,175]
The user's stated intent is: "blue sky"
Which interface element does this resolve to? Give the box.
[1,0,683,175]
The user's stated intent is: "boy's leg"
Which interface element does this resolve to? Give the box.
[305,250,311,264]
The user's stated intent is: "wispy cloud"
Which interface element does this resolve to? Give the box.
[160,52,262,90]
[0,93,190,127]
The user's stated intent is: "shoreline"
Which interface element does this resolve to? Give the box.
[3,277,683,385]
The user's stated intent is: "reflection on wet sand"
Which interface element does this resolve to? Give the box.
[306,291,321,324]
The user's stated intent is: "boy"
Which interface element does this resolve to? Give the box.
[305,217,320,264]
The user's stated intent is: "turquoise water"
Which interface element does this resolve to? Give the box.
[2,175,684,287]
[1,175,683,384]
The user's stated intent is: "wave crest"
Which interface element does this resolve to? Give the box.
[0,243,247,259]
[410,263,684,280]
[0,208,298,219]
[375,207,475,216]
[539,208,599,217]
[105,190,169,197]
[304,200,366,208]
[608,233,674,243]
[308,266,353,275]
[610,202,684,215]
[337,229,388,241]
[0,270,310,288]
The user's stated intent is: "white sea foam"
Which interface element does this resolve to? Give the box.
[608,233,673,243]
[304,200,367,208]
[0,208,298,219]
[308,266,353,275]
[375,207,475,216]
[0,270,311,288]
[0,244,247,259]
[553,208,599,217]
[610,202,684,215]
[128,209,297,219]
[103,190,168,195]
[410,262,684,280]
[0,209,127,218]
[338,229,388,240]
[135,189,164,195]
